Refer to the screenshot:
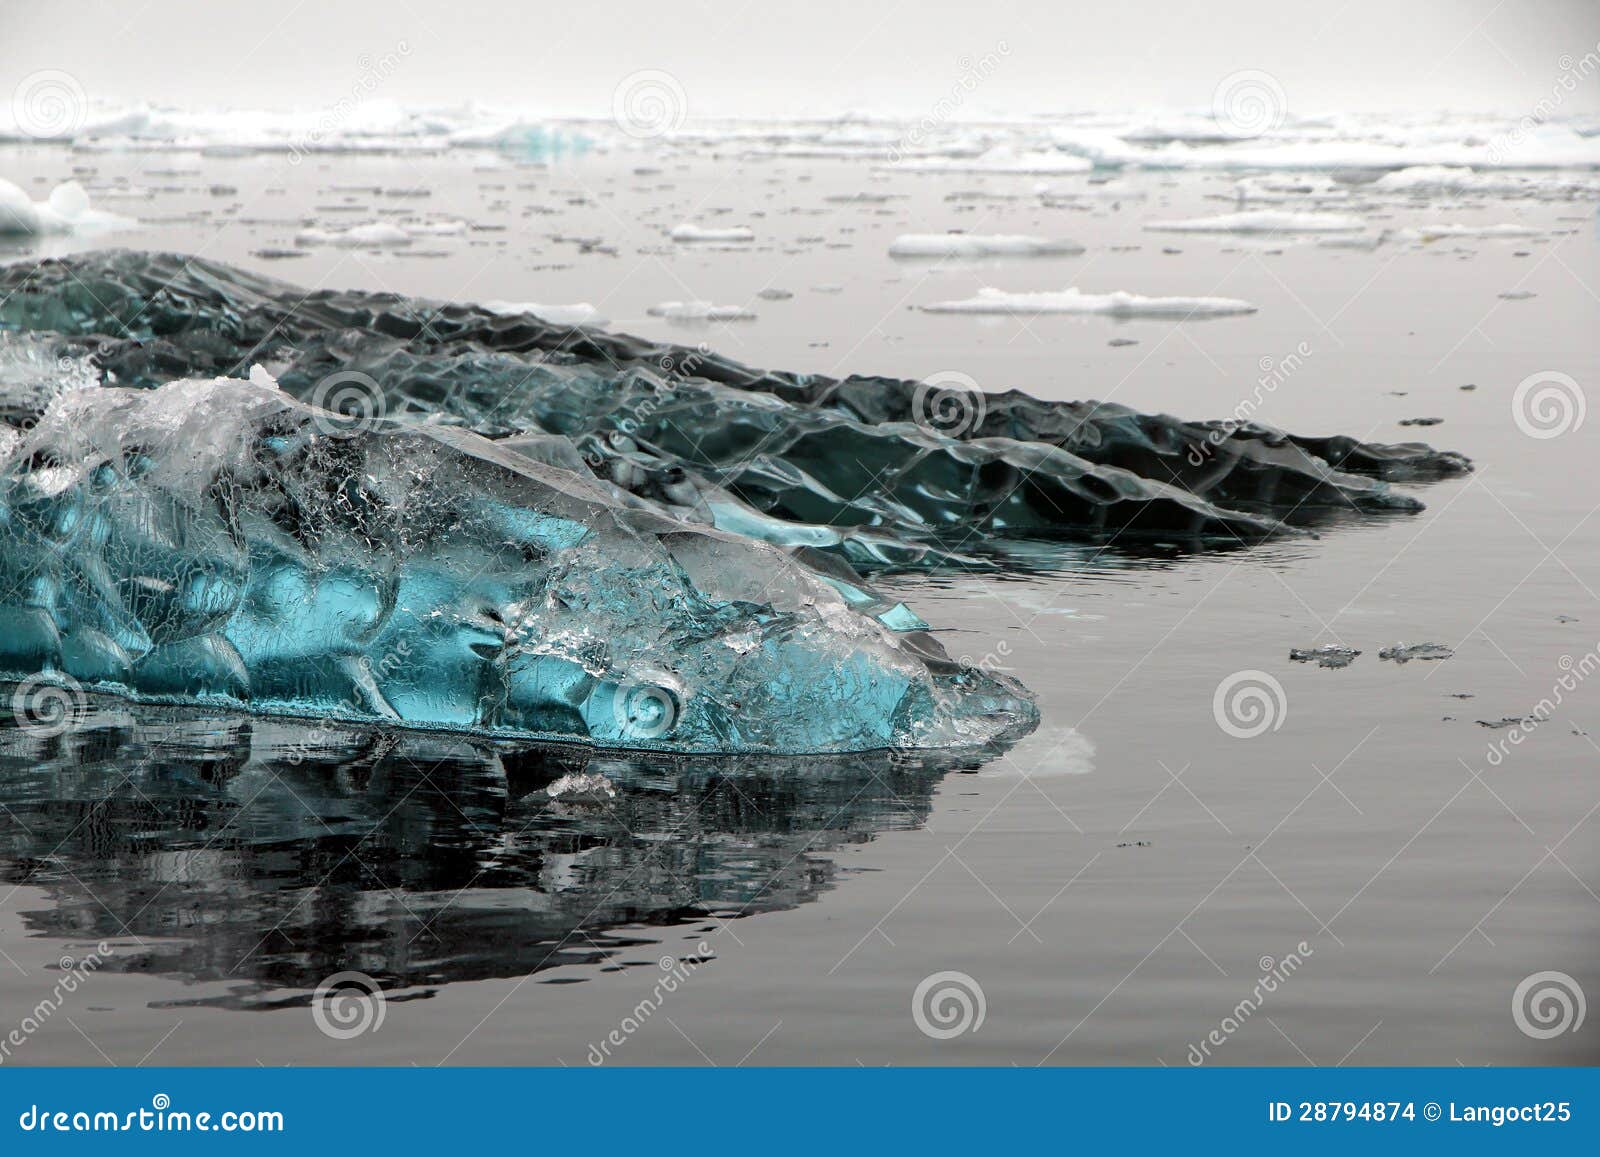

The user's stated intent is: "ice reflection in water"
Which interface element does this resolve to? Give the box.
[0,699,988,1008]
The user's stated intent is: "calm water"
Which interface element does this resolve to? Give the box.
[1,141,1597,1065]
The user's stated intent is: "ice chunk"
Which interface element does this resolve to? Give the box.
[1144,210,1366,234]
[1378,642,1455,664]
[669,223,754,243]
[483,300,607,327]
[647,300,756,322]
[0,178,133,236]
[1400,223,1546,241]
[1289,645,1361,669]
[0,251,1471,578]
[887,146,1093,174]
[1373,166,1600,198]
[0,373,1037,754]
[920,286,1258,318]
[888,234,1085,258]
[293,222,415,248]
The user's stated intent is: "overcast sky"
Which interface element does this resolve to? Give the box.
[4,0,1598,118]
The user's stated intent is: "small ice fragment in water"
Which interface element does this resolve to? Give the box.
[1289,645,1362,669]
[1475,716,1530,730]
[1379,643,1455,663]
[544,772,618,801]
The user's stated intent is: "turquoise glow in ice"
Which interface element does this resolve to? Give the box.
[0,374,1036,754]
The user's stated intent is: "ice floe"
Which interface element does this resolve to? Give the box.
[920,287,1258,318]
[1144,210,1366,234]
[1401,222,1547,241]
[647,300,757,322]
[483,300,607,326]
[0,178,134,236]
[669,223,754,243]
[886,146,1094,175]
[888,233,1085,258]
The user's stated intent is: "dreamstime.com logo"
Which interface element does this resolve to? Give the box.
[1212,669,1287,739]
[311,971,386,1039]
[913,371,987,439]
[612,70,687,139]
[1512,371,1585,439]
[1512,971,1586,1040]
[1211,69,1287,139]
[9,675,90,738]
[11,70,87,139]
[912,970,986,1040]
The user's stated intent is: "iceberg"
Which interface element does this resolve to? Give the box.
[0,370,1035,754]
[0,251,1473,752]
[0,252,1469,564]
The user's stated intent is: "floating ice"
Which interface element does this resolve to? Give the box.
[646,300,756,322]
[484,300,607,327]
[293,222,414,248]
[669,223,754,243]
[920,286,1259,318]
[888,234,1086,258]
[0,372,1037,754]
[10,103,1600,174]
[0,251,1469,581]
[1378,642,1455,663]
[1373,165,1600,198]
[1401,222,1546,241]
[0,179,133,237]
[887,147,1094,175]
[1290,645,1362,669]
[0,101,588,160]
[1144,210,1366,234]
